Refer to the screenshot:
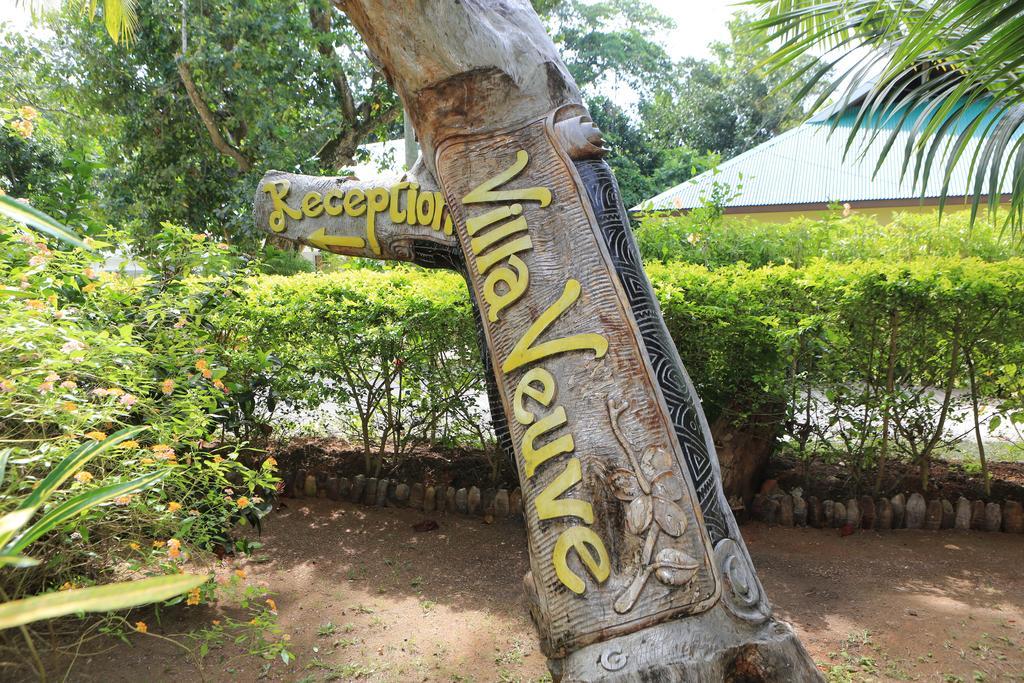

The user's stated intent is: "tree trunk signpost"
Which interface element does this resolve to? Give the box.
[253,1,821,679]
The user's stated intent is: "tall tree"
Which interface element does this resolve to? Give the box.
[642,15,816,160]
[748,0,1024,228]
[5,0,400,243]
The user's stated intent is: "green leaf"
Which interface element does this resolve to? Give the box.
[0,508,38,549]
[0,555,41,568]
[0,573,210,630]
[0,195,89,250]
[6,470,167,555]
[18,426,148,512]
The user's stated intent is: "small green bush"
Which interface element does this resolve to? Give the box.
[635,208,1023,267]
[0,221,277,605]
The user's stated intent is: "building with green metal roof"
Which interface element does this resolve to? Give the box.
[635,96,1015,223]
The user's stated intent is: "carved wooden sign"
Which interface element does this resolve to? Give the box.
[254,171,457,262]
[255,1,820,679]
[435,108,718,654]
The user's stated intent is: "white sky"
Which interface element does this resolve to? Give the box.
[0,1,741,59]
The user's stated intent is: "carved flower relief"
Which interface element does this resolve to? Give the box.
[610,446,687,538]
[607,399,703,613]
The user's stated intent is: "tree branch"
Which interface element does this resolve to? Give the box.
[310,5,357,121]
[175,55,252,172]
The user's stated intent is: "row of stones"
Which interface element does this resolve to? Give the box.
[281,469,523,518]
[752,489,1024,533]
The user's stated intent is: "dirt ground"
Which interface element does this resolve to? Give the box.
[31,499,1024,683]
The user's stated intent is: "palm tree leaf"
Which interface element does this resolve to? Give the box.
[0,573,210,630]
[6,470,167,555]
[17,426,148,512]
[0,195,89,249]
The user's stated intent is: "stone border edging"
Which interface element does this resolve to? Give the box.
[279,469,524,520]
[750,485,1023,534]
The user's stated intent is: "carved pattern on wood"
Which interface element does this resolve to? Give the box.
[607,399,701,614]
[434,110,721,656]
[714,538,771,623]
[575,159,730,543]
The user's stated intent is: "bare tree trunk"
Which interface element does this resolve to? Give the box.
[965,347,990,496]
[260,1,820,679]
[874,310,898,495]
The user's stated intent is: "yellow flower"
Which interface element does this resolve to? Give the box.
[25,299,44,310]
[167,501,182,512]
[84,431,107,441]
[217,242,230,250]
[62,401,77,412]
[82,267,97,280]
[191,233,207,241]
[236,497,250,509]
[201,368,212,379]
[212,619,221,626]
[134,621,148,633]
[18,106,38,121]
[37,381,54,393]
[195,359,209,371]
[140,457,155,465]
[128,542,140,550]
[234,569,246,579]
[0,379,14,392]
[59,581,74,591]
[117,440,140,449]
[60,380,77,390]
[160,379,175,395]
[167,538,182,559]
[11,119,34,138]
[212,379,228,393]
[263,457,277,469]
[265,598,277,611]
[212,455,223,464]
[186,587,201,606]
[73,471,93,484]
[113,495,133,505]
[81,283,97,294]
[152,540,165,548]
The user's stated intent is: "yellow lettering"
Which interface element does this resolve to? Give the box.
[364,187,388,255]
[343,189,367,217]
[484,255,529,323]
[462,150,552,207]
[513,366,555,425]
[324,189,345,216]
[416,191,435,226]
[502,280,608,373]
[471,216,528,256]
[522,406,574,477]
[476,236,532,273]
[389,182,409,223]
[552,526,611,594]
[301,191,324,218]
[262,180,302,233]
[466,204,522,237]
[406,184,419,225]
[442,212,454,235]
[535,458,593,524]
[432,193,445,231]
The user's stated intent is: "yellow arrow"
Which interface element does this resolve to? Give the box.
[305,228,366,252]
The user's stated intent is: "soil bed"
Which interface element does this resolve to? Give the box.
[27,500,1024,682]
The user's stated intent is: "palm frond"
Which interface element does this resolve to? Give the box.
[747,0,1024,230]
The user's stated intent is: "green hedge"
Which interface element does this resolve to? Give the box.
[635,209,1022,267]
[235,257,1024,492]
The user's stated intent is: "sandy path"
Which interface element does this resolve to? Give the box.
[44,499,1023,682]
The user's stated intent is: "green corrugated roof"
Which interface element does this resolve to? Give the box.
[635,99,1015,212]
